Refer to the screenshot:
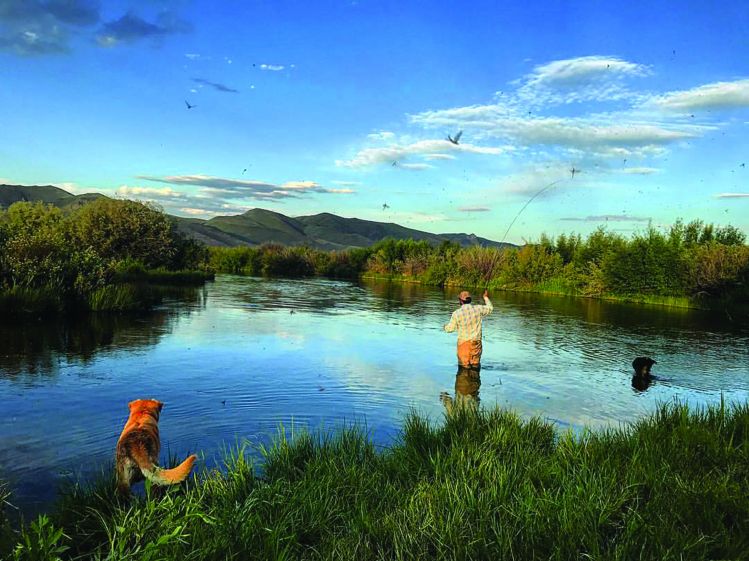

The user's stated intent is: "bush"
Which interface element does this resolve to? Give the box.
[72,198,180,269]
[0,200,211,315]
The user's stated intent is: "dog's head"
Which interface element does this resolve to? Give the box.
[631,357,656,377]
[128,399,164,419]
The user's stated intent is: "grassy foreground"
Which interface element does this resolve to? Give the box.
[4,402,749,560]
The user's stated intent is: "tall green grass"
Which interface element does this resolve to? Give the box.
[4,402,748,560]
[87,284,162,312]
[0,286,64,315]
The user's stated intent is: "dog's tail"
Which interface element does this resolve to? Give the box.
[132,447,197,486]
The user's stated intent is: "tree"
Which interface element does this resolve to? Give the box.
[72,199,179,268]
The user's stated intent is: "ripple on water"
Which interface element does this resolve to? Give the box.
[1,275,748,514]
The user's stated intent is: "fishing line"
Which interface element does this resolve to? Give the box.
[484,176,568,285]
[500,178,565,244]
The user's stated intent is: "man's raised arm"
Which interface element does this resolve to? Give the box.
[480,289,493,316]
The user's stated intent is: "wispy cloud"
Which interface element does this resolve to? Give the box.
[714,193,749,199]
[336,139,506,169]
[259,63,284,71]
[398,55,740,166]
[522,56,650,87]
[366,131,396,141]
[137,174,353,200]
[619,167,659,175]
[96,11,190,47]
[192,78,239,93]
[650,79,749,112]
[560,215,651,222]
[331,180,361,186]
[513,56,651,109]
[458,206,491,212]
[116,186,183,198]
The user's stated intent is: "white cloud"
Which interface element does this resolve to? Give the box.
[714,193,749,199]
[281,180,322,190]
[367,131,396,141]
[522,56,650,87]
[326,188,355,194]
[619,167,659,175]
[397,163,433,171]
[136,175,354,203]
[180,207,213,215]
[650,79,749,111]
[336,139,505,169]
[458,206,491,212]
[411,110,695,153]
[116,186,183,198]
[331,180,361,186]
[425,153,456,160]
[514,56,650,108]
[259,63,284,71]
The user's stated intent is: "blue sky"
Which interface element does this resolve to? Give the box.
[1,0,747,243]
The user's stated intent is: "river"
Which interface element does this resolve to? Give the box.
[2,275,748,514]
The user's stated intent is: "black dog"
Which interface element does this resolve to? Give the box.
[631,356,656,391]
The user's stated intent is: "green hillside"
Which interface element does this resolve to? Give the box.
[0,184,74,207]
[0,184,513,249]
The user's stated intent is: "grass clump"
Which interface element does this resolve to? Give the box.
[6,402,749,560]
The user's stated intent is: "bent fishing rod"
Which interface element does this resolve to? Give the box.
[484,175,571,287]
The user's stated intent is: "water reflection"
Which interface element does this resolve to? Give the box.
[1,275,747,515]
[440,366,481,414]
[0,287,205,379]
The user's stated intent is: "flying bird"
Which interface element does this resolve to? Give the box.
[447,130,463,145]
[185,100,196,109]
[392,161,397,167]
[623,158,627,166]
[570,167,580,179]
[740,163,745,168]
[382,203,390,211]
[242,168,247,174]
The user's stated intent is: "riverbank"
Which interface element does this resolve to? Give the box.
[1,199,214,316]
[362,273,706,310]
[0,270,214,316]
[3,402,748,560]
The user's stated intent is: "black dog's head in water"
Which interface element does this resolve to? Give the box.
[631,356,657,392]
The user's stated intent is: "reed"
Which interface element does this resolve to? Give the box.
[87,284,161,312]
[4,402,748,560]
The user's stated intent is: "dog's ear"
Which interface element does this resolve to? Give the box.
[154,400,164,413]
[128,399,140,411]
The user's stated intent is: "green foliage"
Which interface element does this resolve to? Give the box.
[210,245,374,279]
[11,402,749,560]
[13,515,69,561]
[210,219,748,305]
[71,198,178,269]
[0,200,211,314]
[0,482,13,558]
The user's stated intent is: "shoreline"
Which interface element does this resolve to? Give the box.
[360,273,726,312]
[2,402,747,559]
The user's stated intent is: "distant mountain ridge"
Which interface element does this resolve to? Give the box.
[0,184,515,250]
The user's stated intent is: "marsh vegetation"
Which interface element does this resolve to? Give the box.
[3,402,748,560]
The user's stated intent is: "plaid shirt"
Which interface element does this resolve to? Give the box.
[444,298,493,342]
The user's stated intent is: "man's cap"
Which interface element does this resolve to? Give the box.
[459,291,472,301]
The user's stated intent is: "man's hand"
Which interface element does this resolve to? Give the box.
[483,289,489,299]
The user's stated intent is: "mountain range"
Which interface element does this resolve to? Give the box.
[0,184,514,250]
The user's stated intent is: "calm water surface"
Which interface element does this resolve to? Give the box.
[2,275,748,513]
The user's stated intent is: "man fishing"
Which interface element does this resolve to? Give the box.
[444,289,493,368]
